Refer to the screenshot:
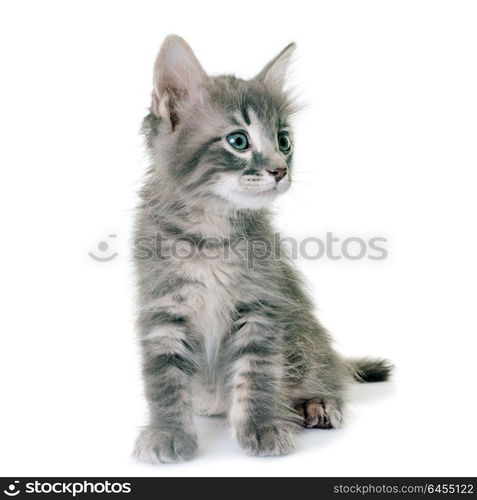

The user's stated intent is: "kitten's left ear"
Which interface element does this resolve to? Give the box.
[255,42,296,92]
[152,34,208,129]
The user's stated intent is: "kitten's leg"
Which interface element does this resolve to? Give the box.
[134,313,198,464]
[288,321,347,431]
[228,313,297,457]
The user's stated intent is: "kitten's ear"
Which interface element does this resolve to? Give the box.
[255,42,296,92]
[152,35,208,129]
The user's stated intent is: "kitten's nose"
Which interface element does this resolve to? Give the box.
[267,167,287,182]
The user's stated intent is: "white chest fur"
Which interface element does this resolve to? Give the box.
[182,253,238,365]
[177,247,242,416]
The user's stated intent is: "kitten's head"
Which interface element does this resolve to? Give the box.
[143,35,297,210]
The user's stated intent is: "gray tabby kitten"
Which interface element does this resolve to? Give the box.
[133,35,391,463]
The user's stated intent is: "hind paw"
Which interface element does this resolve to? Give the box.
[296,398,343,429]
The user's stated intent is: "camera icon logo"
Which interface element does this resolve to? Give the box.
[89,234,118,262]
[3,481,20,497]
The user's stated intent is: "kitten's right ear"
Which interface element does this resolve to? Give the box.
[152,35,208,130]
[255,42,296,93]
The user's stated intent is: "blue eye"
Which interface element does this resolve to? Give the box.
[278,132,292,153]
[226,132,250,151]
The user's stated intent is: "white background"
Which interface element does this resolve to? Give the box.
[1,0,476,477]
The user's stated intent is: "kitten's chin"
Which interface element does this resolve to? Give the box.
[216,188,280,210]
[212,174,290,210]
[214,183,290,210]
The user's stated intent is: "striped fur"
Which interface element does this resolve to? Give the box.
[133,35,391,463]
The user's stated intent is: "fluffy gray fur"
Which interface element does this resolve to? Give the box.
[133,35,392,463]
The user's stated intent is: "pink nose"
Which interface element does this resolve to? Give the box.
[267,167,287,182]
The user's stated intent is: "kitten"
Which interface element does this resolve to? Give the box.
[133,35,391,463]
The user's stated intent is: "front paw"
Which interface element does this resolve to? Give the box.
[235,421,296,457]
[133,426,198,464]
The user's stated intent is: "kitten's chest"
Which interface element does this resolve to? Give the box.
[181,253,245,416]
[181,252,242,356]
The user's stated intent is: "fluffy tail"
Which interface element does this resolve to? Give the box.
[350,357,393,383]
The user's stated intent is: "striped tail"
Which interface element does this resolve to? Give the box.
[350,357,393,382]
